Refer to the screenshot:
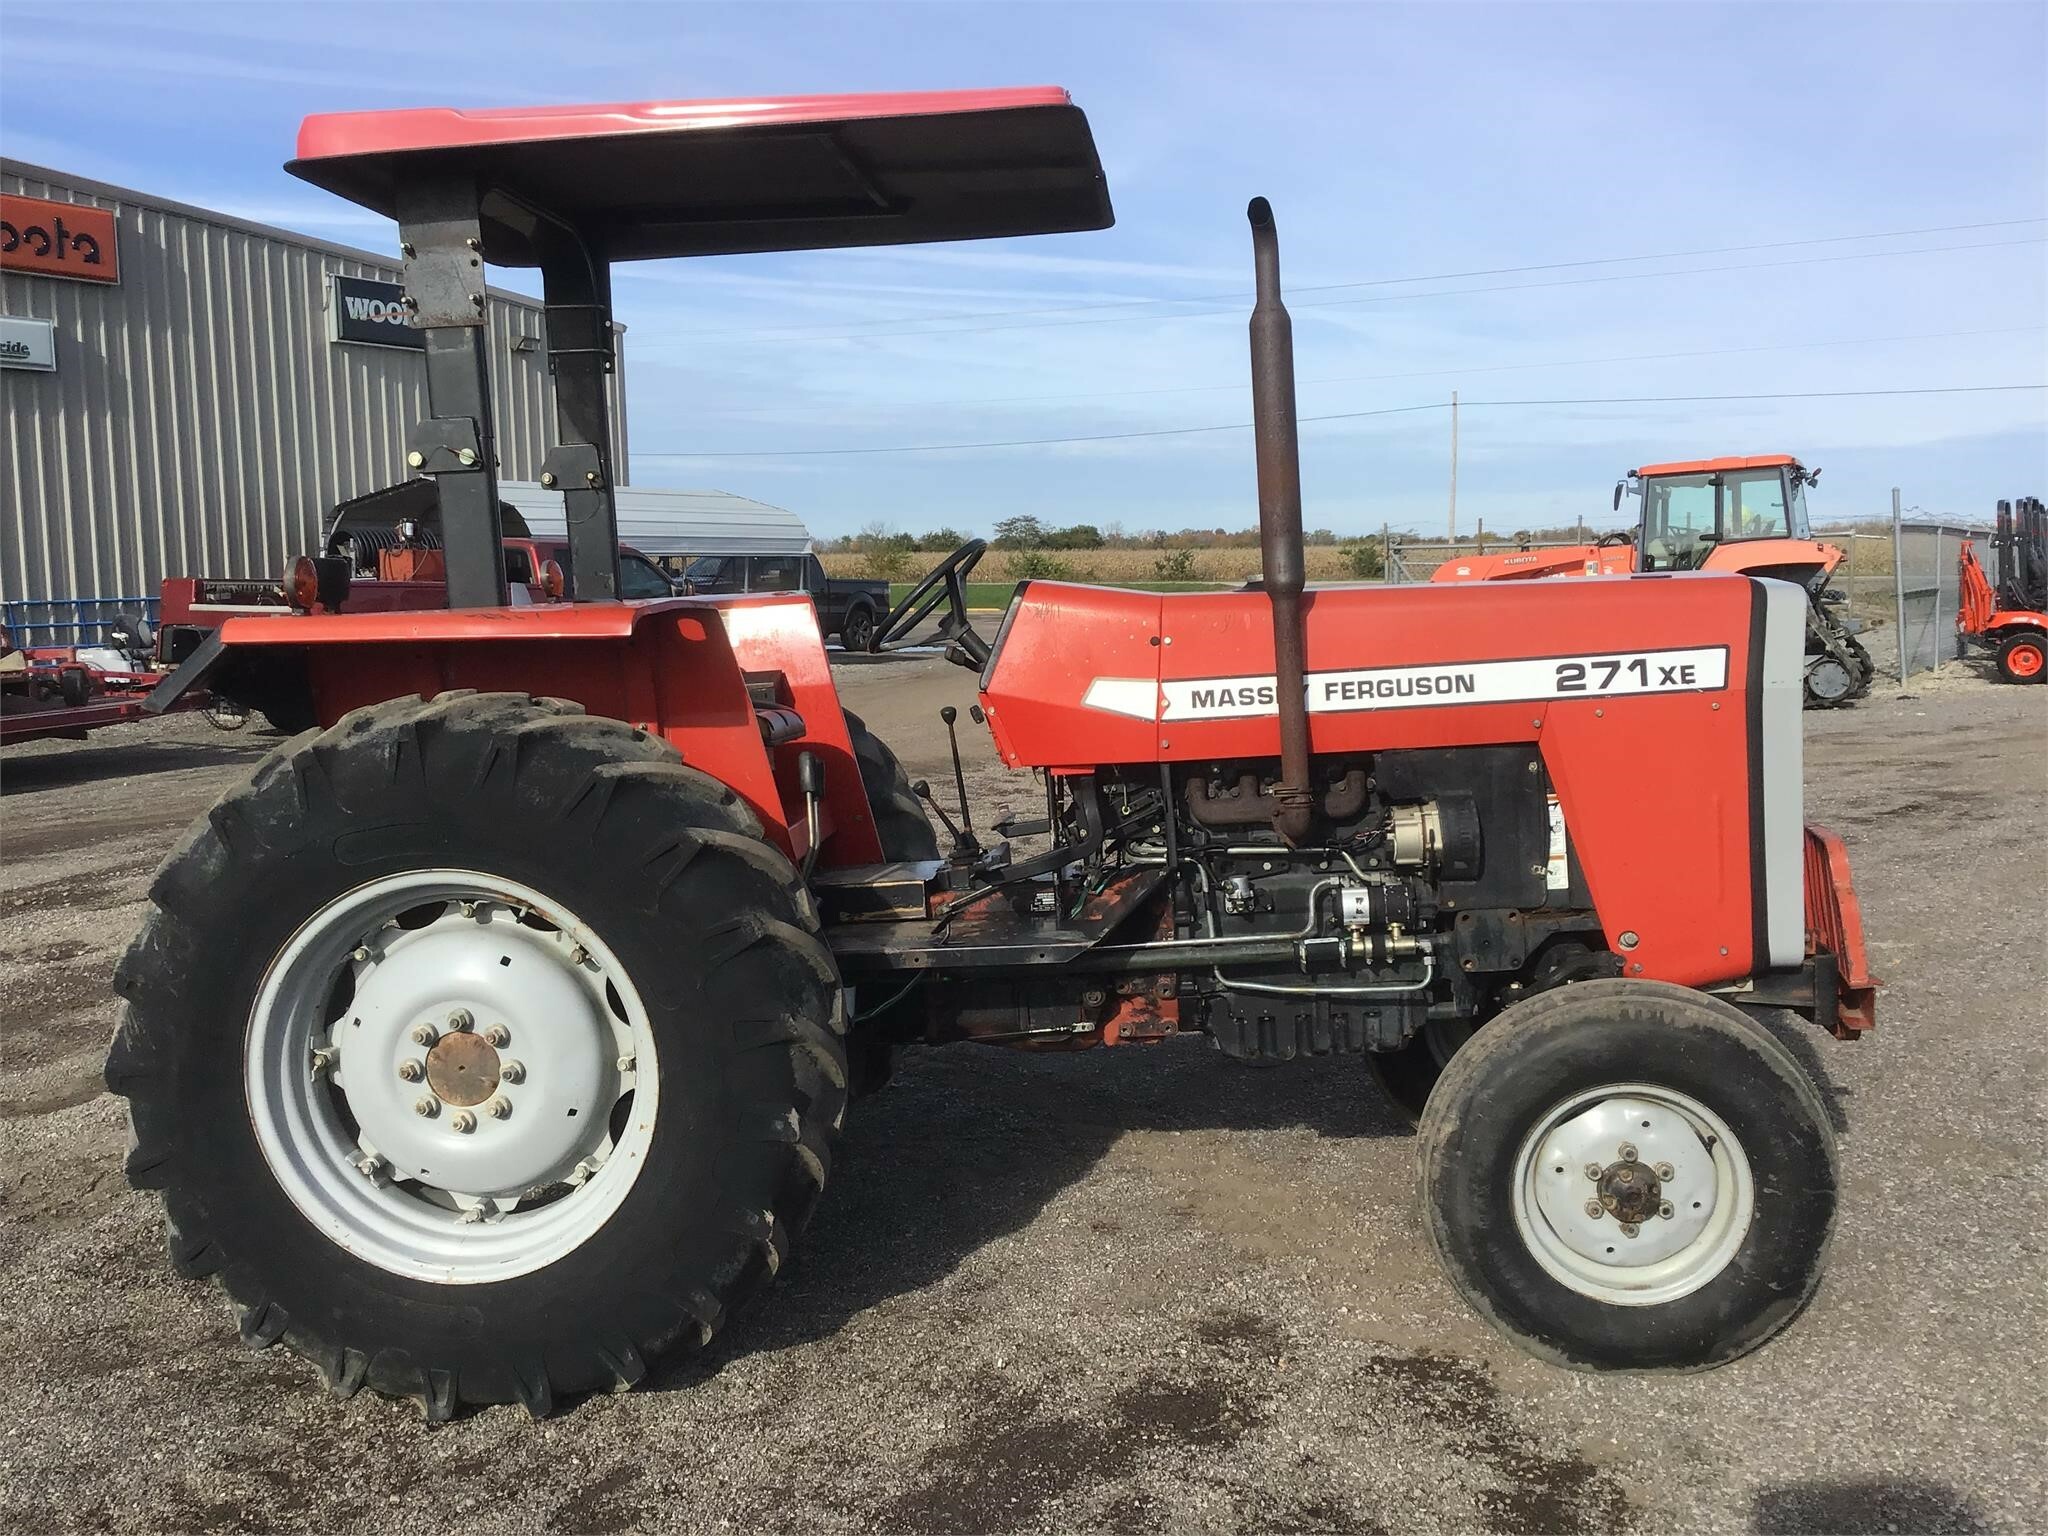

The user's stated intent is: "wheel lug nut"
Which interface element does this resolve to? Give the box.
[484,1024,510,1047]
[450,1110,477,1133]
[616,1053,635,1073]
[398,1059,425,1082]
[1618,1142,1638,1161]
[414,1096,438,1117]
[351,946,373,964]
[1655,1162,1675,1181]
[1658,1201,1675,1220]
[1584,1199,1604,1219]
[447,1008,474,1032]
[411,1024,437,1046]
[486,1098,511,1120]
[1620,1221,1641,1238]
[1583,1163,1602,1181]
[500,1059,526,1084]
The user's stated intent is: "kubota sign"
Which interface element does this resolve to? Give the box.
[0,194,120,284]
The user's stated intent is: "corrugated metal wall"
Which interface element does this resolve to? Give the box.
[1,161,627,615]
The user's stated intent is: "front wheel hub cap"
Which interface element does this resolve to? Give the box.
[1512,1086,1755,1306]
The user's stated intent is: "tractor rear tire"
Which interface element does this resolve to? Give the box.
[844,709,938,861]
[840,710,936,1097]
[1418,979,1836,1371]
[108,692,847,1420]
[1996,631,2046,683]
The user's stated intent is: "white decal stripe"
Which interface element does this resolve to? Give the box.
[1081,676,1159,719]
[1079,646,1732,722]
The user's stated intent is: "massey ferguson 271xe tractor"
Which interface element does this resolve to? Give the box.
[113,89,1877,1420]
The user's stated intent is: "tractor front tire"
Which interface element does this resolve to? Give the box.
[1995,631,2046,683]
[1418,979,1836,1371]
[108,692,847,1419]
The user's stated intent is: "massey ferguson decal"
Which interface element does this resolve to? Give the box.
[1084,645,1730,721]
[0,194,119,284]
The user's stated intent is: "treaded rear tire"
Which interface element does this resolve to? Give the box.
[1418,979,1837,1371]
[107,691,847,1419]
[844,709,938,861]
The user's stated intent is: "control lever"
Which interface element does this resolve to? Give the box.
[938,706,982,856]
[911,779,971,852]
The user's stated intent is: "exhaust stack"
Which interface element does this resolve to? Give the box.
[1247,197,1314,844]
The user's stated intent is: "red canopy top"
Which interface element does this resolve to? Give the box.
[1635,454,1799,477]
[288,86,1113,265]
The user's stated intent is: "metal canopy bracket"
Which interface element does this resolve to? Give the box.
[394,177,506,608]
[540,249,620,601]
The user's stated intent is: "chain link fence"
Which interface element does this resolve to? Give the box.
[1886,518,1991,683]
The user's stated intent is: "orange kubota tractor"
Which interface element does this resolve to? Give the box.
[113,89,1876,1421]
[1957,496,2047,682]
[1434,456,1875,708]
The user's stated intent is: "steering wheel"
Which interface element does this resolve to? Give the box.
[871,538,991,669]
[1594,529,1635,548]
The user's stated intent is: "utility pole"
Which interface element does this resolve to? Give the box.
[1448,390,1459,544]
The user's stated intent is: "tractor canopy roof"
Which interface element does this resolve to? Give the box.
[287,87,1112,266]
[1634,454,1800,478]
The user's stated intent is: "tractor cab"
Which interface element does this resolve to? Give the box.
[1620,455,1820,572]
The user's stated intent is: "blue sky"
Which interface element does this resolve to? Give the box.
[4,1,2043,539]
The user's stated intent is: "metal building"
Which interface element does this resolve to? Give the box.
[1,160,627,643]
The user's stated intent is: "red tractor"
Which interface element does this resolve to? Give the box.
[1433,455,1875,708]
[1957,496,2046,682]
[113,89,1876,1420]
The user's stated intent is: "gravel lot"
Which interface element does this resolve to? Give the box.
[2,653,2043,1534]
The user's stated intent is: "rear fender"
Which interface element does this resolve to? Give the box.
[148,596,885,867]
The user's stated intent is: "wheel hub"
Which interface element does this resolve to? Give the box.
[246,870,660,1284]
[337,914,619,1199]
[1513,1086,1755,1306]
[1594,1155,1663,1225]
[426,1031,501,1106]
[1806,656,1854,702]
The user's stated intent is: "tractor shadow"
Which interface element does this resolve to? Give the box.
[653,1035,1410,1390]
[1751,1478,1992,1534]
[0,734,276,795]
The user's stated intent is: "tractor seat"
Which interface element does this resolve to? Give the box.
[754,705,806,747]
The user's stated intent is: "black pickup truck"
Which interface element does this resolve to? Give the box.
[679,551,890,652]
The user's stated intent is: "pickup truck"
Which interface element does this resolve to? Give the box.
[679,551,888,652]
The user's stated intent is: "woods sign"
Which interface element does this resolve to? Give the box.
[328,274,424,350]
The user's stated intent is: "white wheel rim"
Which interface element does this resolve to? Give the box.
[1511,1082,1753,1307]
[245,870,659,1285]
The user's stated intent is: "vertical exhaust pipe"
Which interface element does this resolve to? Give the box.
[1247,198,1314,844]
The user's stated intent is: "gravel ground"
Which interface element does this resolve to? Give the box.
[2,653,2043,1535]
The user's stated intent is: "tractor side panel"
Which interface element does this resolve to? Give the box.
[982,575,1784,988]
